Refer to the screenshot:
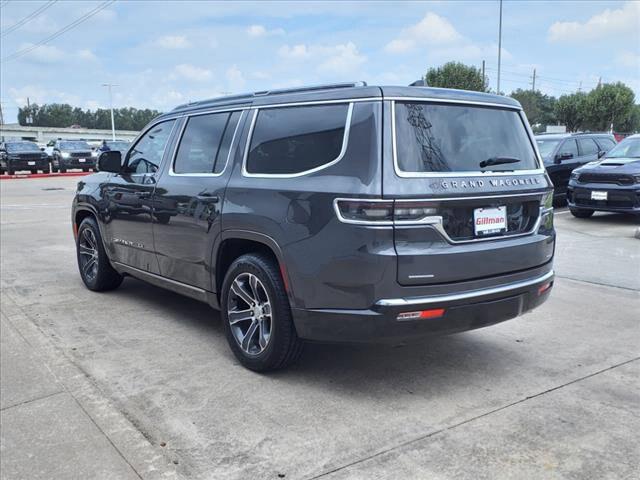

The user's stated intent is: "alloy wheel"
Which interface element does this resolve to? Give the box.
[78,228,99,282]
[227,272,272,355]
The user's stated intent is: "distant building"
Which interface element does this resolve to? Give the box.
[545,125,567,134]
[0,123,139,146]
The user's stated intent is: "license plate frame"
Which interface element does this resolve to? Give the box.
[474,206,507,237]
[27,161,35,166]
[590,190,608,201]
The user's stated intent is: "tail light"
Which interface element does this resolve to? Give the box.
[334,199,438,225]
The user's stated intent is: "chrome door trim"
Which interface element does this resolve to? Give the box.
[390,99,546,178]
[377,270,555,307]
[242,102,355,178]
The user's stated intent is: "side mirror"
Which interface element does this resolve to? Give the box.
[597,150,606,158]
[555,152,573,163]
[98,151,122,173]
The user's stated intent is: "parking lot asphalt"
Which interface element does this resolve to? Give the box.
[1,176,639,480]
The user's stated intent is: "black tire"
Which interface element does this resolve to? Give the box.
[30,169,37,175]
[60,167,67,173]
[76,217,123,291]
[7,168,15,175]
[50,162,58,173]
[221,253,303,372]
[570,207,594,218]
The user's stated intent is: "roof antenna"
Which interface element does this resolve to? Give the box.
[409,79,427,87]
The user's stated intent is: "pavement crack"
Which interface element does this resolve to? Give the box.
[0,391,66,412]
[555,274,640,292]
[307,356,640,480]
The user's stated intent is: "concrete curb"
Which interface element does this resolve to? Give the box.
[0,172,92,180]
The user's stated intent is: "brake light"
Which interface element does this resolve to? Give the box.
[334,199,394,224]
[397,308,446,321]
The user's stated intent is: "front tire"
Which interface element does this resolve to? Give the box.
[221,253,303,372]
[76,217,123,291]
[570,207,594,218]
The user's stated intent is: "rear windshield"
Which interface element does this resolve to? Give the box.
[395,102,538,173]
[6,142,40,152]
[60,141,91,150]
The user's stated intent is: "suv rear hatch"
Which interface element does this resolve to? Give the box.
[384,98,554,286]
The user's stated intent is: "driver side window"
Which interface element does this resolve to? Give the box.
[126,119,176,174]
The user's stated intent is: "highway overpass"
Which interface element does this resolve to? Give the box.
[0,123,140,145]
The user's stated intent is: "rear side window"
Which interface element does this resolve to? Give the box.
[578,138,599,156]
[394,102,538,173]
[246,103,350,175]
[174,112,233,174]
[559,139,578,157]
[596,137,616,151]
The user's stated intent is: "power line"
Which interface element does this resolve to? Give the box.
[1,0,115,63]
[1,0,58,38]
[0,1,12,9]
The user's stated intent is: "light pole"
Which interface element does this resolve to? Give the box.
[497,0,503,95]
[102,83,119,141]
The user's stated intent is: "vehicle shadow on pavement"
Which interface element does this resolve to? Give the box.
[112,277,524,395]
[571,212,640,225]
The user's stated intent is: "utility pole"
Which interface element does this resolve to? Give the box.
[102,83,119,141]
[597,77,602,88]
[482,60,486,90]
[578,81,582,92]
[497,0,503,95]
[531,68,536,92]
[26,97,33,125]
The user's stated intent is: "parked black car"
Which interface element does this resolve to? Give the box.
[72,82,555,371]
[96,139,130,156]
[535,133,616,204]
[567,134,640,217]
[51,140,97,173]
[0,141,49,174]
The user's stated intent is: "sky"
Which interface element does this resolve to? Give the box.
[1,0,639,123]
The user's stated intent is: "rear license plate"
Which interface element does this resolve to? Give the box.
[78,158,86,163]
[474,206,507,236]
[591,190,607,201]
[27,161,35,165]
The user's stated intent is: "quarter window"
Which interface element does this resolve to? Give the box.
[246,104,350,175]
[126,120,176,174]
[577,138,599,156]
[174,112,235,174]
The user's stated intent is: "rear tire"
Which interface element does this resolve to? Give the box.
[221,253,303,372]
[7,167,15,175]
[60,167,67,173]
[76,217,123,291]
[570,207,594,218]
[30,169,37,175]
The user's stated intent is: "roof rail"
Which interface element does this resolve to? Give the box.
[172,81,367,111]
[409,79,428,87]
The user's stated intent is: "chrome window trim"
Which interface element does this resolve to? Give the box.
[242,102,354,179]
[168,109,245,177]
[251,97,378,110]
[391,99,546,178]
[376,270,555,307]
[385,96,522,110]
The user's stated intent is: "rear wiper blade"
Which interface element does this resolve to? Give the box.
[479,157,522,169]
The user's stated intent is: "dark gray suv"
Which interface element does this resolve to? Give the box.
[72,82,555,371]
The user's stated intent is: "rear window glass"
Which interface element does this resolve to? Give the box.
[578,138,599,156]
[394,102,538,173]
[246,104,349,175]
[596,138,616,151]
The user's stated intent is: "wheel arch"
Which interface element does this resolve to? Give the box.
[214,230,294,305]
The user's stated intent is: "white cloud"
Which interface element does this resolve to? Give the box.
[247,24,285,37]
[318,42,367,74]
[8,85,81,108]
[548,1,640,43]
[385,12,463,53]
[278,42,367,75]
[226,65,246,89]
[77,49,98,62]
[172,64,212,82]
[154,35,191,49]
[16,44,65,64]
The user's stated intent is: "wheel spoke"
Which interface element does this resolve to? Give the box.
[83,229,96,250]
[231,279,255,306]
[82,257,97,275]
[258,321,268,349]
[241,320,259,351]
[228,308,253,325]
[249,274,261,302]
[79,245,95,257]
[262,302,272,317]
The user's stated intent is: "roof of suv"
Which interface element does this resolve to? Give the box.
[534,133,614,139]
[165,82,521,118]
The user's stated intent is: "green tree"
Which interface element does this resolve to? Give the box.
[554,92,587,132]
[509,89,557,131]
[425,62,488,92]
[583,82,635,132]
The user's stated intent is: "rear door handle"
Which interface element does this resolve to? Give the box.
[196,193,219,202]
